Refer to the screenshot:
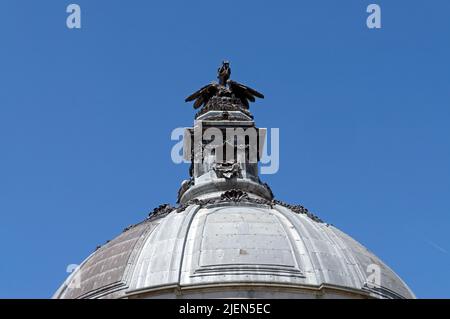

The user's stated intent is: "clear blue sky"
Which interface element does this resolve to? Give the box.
[0,0,449,298]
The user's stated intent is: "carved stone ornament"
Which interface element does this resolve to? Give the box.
[195,96,254,119]
[147,204,175,220]
[272,200,324,223]
[214,162,242,179]
[219,189,249,201]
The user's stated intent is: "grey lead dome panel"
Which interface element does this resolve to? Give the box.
[54,219,160,299]
[54,204,414,299]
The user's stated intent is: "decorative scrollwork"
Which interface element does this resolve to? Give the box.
[122,193,324,237]
[148,204,175,219]
[272,200,323,223]
[220,189,249,201]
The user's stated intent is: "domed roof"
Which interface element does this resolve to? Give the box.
[54,197,414,299]
[54,62,414,299]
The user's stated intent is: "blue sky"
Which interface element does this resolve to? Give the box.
[0,0,449,298]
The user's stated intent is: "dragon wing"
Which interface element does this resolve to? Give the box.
[228,80,264,108]
[185,83,219,109]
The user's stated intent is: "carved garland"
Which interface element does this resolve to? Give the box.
[155,190,322,222]
[121,190,324,237]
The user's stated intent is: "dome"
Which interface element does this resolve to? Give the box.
[54,62,414,299]
[53,195,414,299]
